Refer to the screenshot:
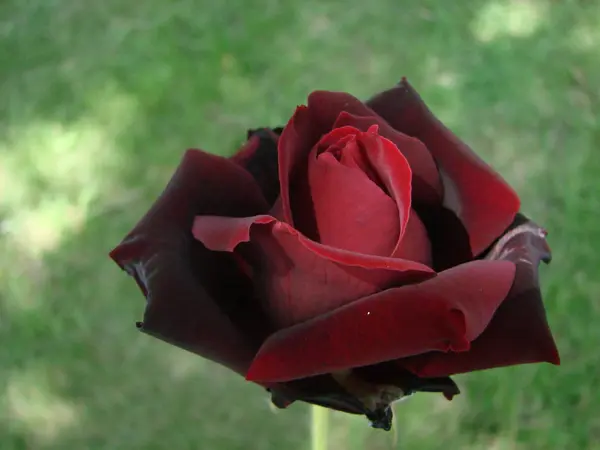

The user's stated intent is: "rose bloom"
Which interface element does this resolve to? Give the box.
[110,79,559,430]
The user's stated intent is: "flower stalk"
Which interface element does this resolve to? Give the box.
[311,405,328,450]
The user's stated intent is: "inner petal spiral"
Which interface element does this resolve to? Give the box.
[306,125,411,257]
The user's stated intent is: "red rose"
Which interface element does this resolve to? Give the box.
[110,79,559,430]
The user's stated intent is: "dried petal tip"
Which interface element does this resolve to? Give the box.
[246,127,283,140]
[331,370,414,431]
[366,406,393,431]
[269,390,292,409]
[484,220,550,263]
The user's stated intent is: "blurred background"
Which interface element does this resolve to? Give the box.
[1,0,599,449]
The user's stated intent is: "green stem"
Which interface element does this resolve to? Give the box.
[311,405,328,450]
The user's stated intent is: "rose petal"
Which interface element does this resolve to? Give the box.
[308,91,443,204]
[400,215,560,377]
[277,106,322,237]
[413,204,472,271]
[394,210,432,266]
[269,374,367,415]
[307,126,413,256]
[245,260,515,382]
[231,134,260,166]
[354,362,460,400]
[309,145,400,256]
[333,111,442,206]
[234,129,280,206]
[109,150,271,376]
[367,79,521,255]
[193,215,434,327]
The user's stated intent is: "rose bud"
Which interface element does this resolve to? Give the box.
[110,78,560,431]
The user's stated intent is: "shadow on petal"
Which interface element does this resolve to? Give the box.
[110,150,272,375]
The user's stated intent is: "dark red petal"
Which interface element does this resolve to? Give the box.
[308,91,442,204]
[413,204,472,271]
[109,150,271,376]
[193,215,434,327]
[269,375,367,415]
[233,129,280,206]
[354,362,460,400]
[394,209,432,266]
[400,215,560,377]
[277,106,322,236]
[245,260,515,382]
[231,134,260,166]
[367,79,521,255]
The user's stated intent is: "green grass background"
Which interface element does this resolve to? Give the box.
[1,0,599,448]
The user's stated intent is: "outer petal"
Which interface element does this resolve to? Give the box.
[354,362,460,400]
[231,133,260,166]
[269,367,460,414]
[245,260,515,382]
[277,106,322,236]
[269,367,461,432]
[268,375,366,414]
[367,79,521,255]
[193,215,434,327]
[232,128,281,206]
[400,214,560,377]
[308,92,443,205]
[109,150,271,376]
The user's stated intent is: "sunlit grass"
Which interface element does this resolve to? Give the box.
[472,0,547,42]
[4,369,81,444]
[569,23,600,52]
[162,347,208,381]
[0,86,137,260]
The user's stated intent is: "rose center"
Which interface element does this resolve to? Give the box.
[306,126,405,257]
